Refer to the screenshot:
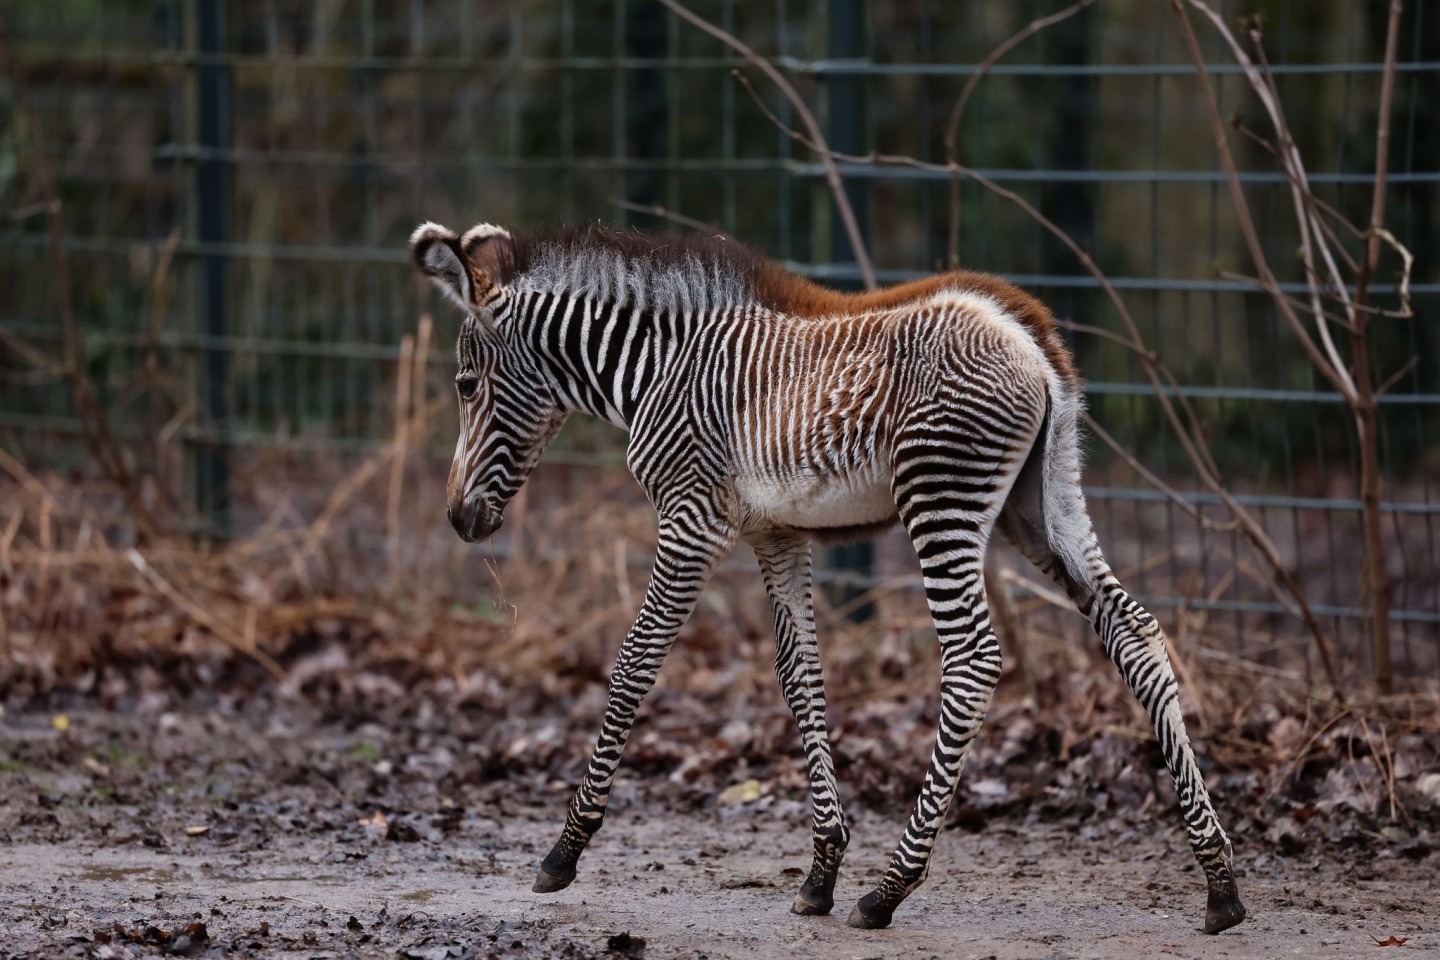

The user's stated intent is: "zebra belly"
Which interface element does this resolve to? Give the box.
[736,470,897,532]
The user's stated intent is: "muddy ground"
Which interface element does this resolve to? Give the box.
[2,694,1436,960]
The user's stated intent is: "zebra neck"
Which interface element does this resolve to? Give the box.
[511,289,696,430]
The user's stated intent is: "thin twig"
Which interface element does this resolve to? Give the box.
[1374,355,1419,398]
[721,34,1346,697]
[610,196,734,239]
[943,0,1095,265]
[657,0,875,289]
[1080,413,1202,526]
[1171,2,1353,400]
[1347,0,1405,695]
[126,548,286,680]
[0,16,160,540]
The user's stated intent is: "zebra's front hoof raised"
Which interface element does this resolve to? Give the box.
[845,891,893,929]
[532,864,576,893]
[1203,887,1247,934]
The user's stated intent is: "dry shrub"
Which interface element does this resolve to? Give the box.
[5,437,1440,836]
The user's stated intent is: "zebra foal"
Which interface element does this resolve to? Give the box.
[410,220,1247,934]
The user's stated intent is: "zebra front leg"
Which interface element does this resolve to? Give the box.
[534,512,737,893]
[752,533,848,916]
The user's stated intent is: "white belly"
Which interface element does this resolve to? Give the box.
[737,468,895,530]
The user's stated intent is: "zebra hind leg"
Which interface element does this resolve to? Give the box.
[847,527,1000,929]
[1078,560,1245,933]
[848,429,1021,929]
[751,533,849,916]
[998,467,1246,934]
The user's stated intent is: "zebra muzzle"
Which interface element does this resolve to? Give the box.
[448,497,503,542]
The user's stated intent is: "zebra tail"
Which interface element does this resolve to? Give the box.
[1036,367,1094,586]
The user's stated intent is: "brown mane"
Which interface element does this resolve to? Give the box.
[511,225,1080,388]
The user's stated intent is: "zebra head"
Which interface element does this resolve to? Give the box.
[410,221,566,543]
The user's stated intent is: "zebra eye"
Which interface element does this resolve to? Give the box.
[456,377,480,400]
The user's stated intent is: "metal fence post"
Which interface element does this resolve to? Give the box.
[195,0,232,535]
[625,0,667,228]
[824,0,874,622]
[1041,1,1095,333]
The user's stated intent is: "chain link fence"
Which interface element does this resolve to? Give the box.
[2,0,1436,680]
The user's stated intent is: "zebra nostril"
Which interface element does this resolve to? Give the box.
[447,500,475,541]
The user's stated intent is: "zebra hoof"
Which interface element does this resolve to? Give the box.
[1203,888,1247,934]
[532,864,576,893]
[845,892,892,929]
[791,888,833,916]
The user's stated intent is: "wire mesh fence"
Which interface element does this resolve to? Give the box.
[1,0,1436,682]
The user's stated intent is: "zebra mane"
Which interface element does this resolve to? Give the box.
[508,226,769,316]
[497,225,1079,387]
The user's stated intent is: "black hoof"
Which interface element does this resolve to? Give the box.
[532,864,576,893]
[1204,888,1247,934]
[845,892,893,930]
[791,888,833,916]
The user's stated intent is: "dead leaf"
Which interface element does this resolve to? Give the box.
[358,810,388,832]
[606,932,645,957]
[184,825,210,837]
[169,922,209,956]
[717,779,763,806]
[1371,934,1409,946]
[386,819,421,843]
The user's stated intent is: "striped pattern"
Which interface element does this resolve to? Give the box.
[410,222,1245,933]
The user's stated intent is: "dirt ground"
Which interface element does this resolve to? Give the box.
[2,701,1436,960]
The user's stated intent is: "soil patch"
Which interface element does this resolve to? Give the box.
[2,701,1436,959]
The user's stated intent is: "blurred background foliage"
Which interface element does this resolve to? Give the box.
[0,0,1435,665]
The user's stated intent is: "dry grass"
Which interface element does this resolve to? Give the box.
[5,437,1437,723]
[2,303,1437,815]
[6,435,1440,840]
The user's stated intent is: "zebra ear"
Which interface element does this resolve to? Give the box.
[409,221,474,312]
[460,223,516,292]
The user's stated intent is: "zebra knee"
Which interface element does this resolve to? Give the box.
[815,819,849,853]
[947,631,1003,693]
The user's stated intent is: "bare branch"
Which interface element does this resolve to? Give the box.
[1176,0,1412,695]
[943,0,1095,265]
[1172,1,1355,402]
[610,195,734,239]
[657,0,875,290]
[0,15,161,539]
[1348,0,1406,695]
[722,60,1346,696]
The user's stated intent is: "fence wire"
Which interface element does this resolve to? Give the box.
[1,0,1436,678]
